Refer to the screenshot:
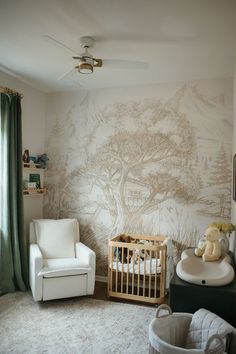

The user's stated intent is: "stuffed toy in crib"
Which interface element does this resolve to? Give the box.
[114,235,151,263]
[114,235,128,263]
[194,226,221,262]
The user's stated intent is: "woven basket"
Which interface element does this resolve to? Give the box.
[149,305,225,354]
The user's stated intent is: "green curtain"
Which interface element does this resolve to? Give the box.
[0,93,28,295]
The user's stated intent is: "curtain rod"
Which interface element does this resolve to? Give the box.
[0,86,24,98]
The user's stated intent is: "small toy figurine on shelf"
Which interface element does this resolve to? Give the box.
[36,153,49,169]
[23,149,30,163]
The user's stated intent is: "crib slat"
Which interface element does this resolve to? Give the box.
[137,250,140,296]
[121,247,124,293]
[116,247,118,292]
[126,248,129,294]
[132,251,135,295]
[160,248,163,297]
[154,249,157,298]
[149,250,152,297]
[110,245,113,292]
[143,251,146,296]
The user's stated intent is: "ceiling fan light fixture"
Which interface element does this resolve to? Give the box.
[77,62,93,74]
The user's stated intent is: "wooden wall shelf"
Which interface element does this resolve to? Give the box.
[23,188,47,196]
[23,163,44,170]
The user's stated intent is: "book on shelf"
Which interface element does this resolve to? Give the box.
[29,173,41,189]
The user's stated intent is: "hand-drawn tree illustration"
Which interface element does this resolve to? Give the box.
[197,145,231,219]
[44,94,103,218]
[166,207,200,264]
[43,83,232,275]
[209,145,231,186]
[78,110,199,235]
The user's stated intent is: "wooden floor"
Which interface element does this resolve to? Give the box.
[92,281,168,307]
[92,281,108,301]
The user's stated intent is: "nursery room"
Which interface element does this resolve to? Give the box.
[1,0,236,353]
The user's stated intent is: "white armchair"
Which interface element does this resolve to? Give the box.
[29,219,96,301]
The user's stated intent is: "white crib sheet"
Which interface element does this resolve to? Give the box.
[110,258,161,275]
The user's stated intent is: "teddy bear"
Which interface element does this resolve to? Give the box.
[194,226,221,262]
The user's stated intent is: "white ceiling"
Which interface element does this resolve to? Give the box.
[0,0,236,92]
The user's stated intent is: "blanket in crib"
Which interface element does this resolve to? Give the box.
[110,258,161,275]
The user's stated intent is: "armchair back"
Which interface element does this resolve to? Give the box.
[30,219,80,259]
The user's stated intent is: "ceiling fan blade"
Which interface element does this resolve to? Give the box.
[70,79,84,89]
[41,35,79,56]
[102,59,148,70]
[57,67,84,88]
[57,67,75,81]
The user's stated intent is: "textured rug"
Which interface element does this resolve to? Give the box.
[0,292,155,354]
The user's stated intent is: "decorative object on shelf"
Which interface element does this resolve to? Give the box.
[29,173,41,189]
[23,153,49,169]
[27,182,37,190]
[36,153,49,169]
[29,155,38,163]
[28,153,49,169]
[23,149,30,163]
[23,179,28,189]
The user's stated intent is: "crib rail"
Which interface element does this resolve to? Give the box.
[108,234,167,304]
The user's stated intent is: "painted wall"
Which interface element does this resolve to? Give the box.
[0,70,46,231]
[231,65,236,262]
[44,78,233,275]
[232,66,236,224]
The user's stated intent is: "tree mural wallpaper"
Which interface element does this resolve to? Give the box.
[44,79,232,274]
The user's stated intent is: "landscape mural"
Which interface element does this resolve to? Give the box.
[44,78,233,275]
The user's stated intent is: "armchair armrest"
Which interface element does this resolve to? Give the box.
[29,244,43,301]
[30,244,43,275]
[75,242,96,269]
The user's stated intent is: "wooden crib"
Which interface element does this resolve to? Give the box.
[108,233,167,304]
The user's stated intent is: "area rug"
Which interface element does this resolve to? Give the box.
[0,292,155,354]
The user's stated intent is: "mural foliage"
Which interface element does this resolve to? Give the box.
[44,80,232,274]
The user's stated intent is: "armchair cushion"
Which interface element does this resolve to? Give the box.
[38,258,91,277]
[34,219,77,258]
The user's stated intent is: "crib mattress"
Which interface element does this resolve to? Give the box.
[110,258,161,275]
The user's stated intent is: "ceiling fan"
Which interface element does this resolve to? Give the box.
[41,35,148,81]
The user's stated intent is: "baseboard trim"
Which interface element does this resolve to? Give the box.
[95,275,108,283]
